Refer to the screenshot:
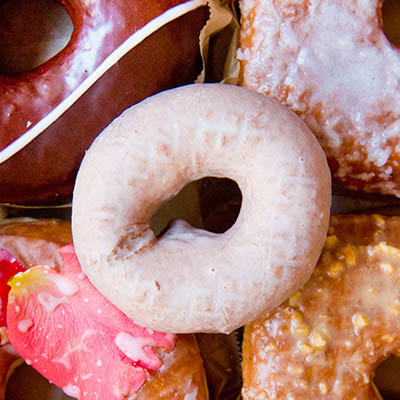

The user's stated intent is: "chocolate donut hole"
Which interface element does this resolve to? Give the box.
[151,177,242,237]
[382,0,400,46]
[0,0,73,75]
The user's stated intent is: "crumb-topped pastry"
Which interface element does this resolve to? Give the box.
[242,214,400,399]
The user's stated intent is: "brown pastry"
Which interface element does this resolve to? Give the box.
[238,0,400,197]
[242,214,400,399]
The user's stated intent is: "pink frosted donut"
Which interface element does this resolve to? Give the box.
[71,83,331,334]
[239,0,400,196]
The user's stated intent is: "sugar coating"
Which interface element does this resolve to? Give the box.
[242,214,400,399]
[72,83,331,334]
[239,0,400,196]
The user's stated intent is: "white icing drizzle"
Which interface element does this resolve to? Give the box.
[17,318,33,333]
[114,332,156,365]
[47,274,79,296]
[63,383,80,398]
[0,0,208,163]
[240,0,400,193]
[37,292,66,313]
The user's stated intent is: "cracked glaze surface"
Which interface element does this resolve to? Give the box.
[242,214,400,399]
[239,0,400,196]
[72,83,331,334]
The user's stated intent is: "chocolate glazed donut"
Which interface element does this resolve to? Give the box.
[0,0,208,205]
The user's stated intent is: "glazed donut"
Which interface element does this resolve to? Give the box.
[0,0,208,204]
[242,214,400,399]
[72,83,331,334]
[238,0,400,197]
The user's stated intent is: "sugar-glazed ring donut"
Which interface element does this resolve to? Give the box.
[242,214,400,399]
[238,0,400,196]
[72,83,331,334]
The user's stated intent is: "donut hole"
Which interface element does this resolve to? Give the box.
[151,177,242,236]
[0,0,73,75]
[381,0,400,46]
[5,362,73,399]
[373,356,400,399]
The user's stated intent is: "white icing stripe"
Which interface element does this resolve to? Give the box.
[0,0,207,164]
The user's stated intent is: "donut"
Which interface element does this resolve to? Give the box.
[71,83,331,334]
[238,0,400,197]
[0,220,208,399]
[242,214,400,399]
[0,0,208,205]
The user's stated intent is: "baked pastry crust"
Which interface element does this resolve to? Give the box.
[242,214,400,399]
[239,0,400,196]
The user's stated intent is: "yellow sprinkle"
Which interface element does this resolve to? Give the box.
[390,302,400,316]
[328,261,344,278]
[319,382,328,394]
[310,332,327,349]
[343,245,356,265]
[298,342,313,354]
[291,310,304,325]
[382,335,394,343]
[294,325,310,338]
[381,262,394,275]
[288,365,304,374]
[325,235,338,250]
[353,313,369,328]
[373,214,386,228]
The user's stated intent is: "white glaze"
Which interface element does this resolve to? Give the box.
[47,274,79,296]
[37,292,66,313]
[239,0,400,195]
[17,318,33,333]
[114,332,157,365]
[72,84,331,333]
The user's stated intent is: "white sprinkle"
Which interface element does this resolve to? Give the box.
[97,360,102,367]
[17,318,33,333]
[63,384,80,398]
